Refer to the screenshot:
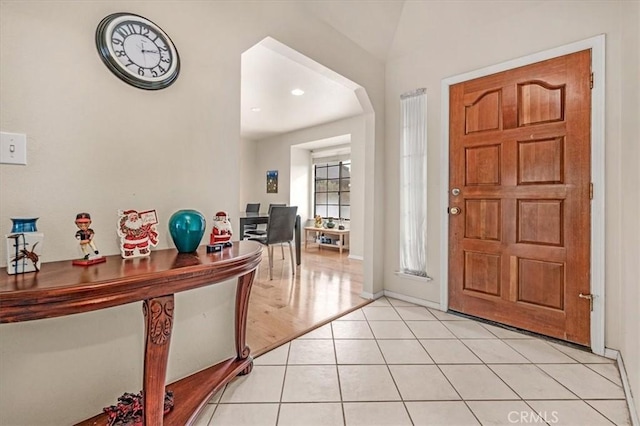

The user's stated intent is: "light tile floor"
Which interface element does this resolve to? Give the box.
[194,297,632,425]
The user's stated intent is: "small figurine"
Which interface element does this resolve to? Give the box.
[7,235,42,274]
[103,390,174,425]
[314,215,323,228]
[117,209,159,259]
[10,240,40,271]
[207,211,233,253]
[72,212,105,266]
[5,217,44,275]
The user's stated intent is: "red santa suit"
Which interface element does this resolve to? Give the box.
[210,211,233,245]
[118,210,159,256]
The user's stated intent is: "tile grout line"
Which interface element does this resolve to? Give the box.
[365,301,417,425]
[202,296,633,425]
[419,307,525,407]
[393,297,624,425]
[387,298,484,425]
[447,313,619,423]
[472,325,586,409]
[330,321,348,426]
[274,341,292,426]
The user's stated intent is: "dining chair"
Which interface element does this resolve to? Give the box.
[244,204,287,258]
[247,206,298,280]
[243,203,261,234]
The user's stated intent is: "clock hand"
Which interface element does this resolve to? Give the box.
[139,44,147,66]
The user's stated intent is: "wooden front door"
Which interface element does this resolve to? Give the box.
[448,50,592,346]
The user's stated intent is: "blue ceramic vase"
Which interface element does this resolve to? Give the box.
[168,210,206,253]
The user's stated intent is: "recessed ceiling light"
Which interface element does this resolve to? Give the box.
[251,107,261,112]
[291,89,305,96]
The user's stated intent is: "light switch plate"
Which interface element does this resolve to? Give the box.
[0,132,27,165]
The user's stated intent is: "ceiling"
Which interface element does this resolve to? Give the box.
[240,1,406,141]
[240,39,363,141]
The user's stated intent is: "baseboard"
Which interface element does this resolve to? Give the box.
[603,347,618,360]
[382,290,441,310]
[348,254,363,261]
[609,349,640,426]
[360,290,384,300]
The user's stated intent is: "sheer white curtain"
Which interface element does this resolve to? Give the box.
[399,89,428,277]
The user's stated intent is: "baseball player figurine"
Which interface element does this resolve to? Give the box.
[72,212,106,265]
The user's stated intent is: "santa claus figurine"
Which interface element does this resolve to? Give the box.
[208,211,233,251]
[117,209,159,259]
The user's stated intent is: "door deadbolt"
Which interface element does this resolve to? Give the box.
[451,188,461,196]
[449,207,461,215]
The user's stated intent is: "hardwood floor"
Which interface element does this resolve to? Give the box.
[246,245,370,356]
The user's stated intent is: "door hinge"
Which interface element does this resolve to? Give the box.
[590,72,594,89]
[579,293,594,311]
[590,182,594,200]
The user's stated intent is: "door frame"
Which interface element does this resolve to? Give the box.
[439,35,606,355]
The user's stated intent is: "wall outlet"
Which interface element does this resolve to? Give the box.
[0,132,27,165]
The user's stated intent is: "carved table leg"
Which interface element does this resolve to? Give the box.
[143,295,174,425]
[235,270,256,375]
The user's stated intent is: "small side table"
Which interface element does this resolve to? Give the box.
[304,226,350,254]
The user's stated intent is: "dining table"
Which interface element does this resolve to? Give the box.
[237,212,301,265]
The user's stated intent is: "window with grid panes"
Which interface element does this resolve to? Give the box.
[314,161,350,220]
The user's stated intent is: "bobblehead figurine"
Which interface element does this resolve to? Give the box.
[72,212,106,266]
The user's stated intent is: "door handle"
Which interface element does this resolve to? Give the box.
[448,207,461,215]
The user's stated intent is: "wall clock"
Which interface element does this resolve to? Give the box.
[96,13,180,90]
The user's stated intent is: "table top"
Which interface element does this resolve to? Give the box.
[238,212,269,219]
[304,226,349,234]
[0,241,262,323]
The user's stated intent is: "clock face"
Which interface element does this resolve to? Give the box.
[96,13,180,90]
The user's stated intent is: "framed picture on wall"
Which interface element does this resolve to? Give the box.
[266,170,278,193]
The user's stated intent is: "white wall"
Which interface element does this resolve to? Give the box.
[247,116,367,259]
[239,137,258,216]
[618,1,640,418]
[384,0,639,417]
[290,146,310,221]
[0,2,385,424]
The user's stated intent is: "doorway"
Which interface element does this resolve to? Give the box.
[440,35,605,353]
[240,37,375,351]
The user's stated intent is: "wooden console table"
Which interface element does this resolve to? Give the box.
[304,226,350,254]
[0,241,262,425]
